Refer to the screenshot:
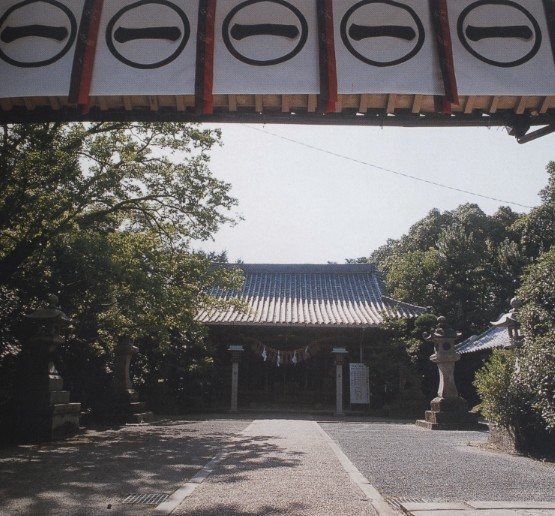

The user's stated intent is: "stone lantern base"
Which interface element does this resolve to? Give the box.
[110,389,154,424]
[416,397,484,430]
[15,376,81,442]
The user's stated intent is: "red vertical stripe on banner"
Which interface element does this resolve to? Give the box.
[317,0,338,113]
[324,0,338,113]
[430,0,458,111]
[69,0,103,111]
[196,0,216,115]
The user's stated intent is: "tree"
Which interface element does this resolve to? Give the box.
[513,161,555,259]
[0,122,237,283]
[518,247,555,431]
[370,203,524,334]
[0,122,242,413]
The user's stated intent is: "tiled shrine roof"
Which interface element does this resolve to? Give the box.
[456,326,512,354]
[197,263,426,328]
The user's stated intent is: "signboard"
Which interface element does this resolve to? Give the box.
[349,363,370,405]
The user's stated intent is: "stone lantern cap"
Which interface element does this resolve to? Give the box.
[25,294,71,324]
[491,297,521,328]
[332,347,349,354]
[424,316,461,342]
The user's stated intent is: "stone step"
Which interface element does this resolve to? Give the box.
[49,390,70,404]
[129,401,146,413]
[127,412,154,424]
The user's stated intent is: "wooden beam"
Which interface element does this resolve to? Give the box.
[48,97,61,110]
[332,94,342,113]
[358,94,368,113]
[98,97,109,111]
[489,96,499,113]
[464,96,475,114]
[307,94,317,113]
[228,94,237,112]
[540,96,551,114]
[23,98,36,110]
[123,96,133,111]
[386,94,397,114]
[411,95,423,114]
[0,99,14,111]
[255,94,263,112]
[175,96,186,112]
[281,95,290,113]
[148,96,159,111]
[516,96,527,114]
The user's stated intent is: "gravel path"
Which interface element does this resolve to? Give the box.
[0,418,251,515]
[320,420,555,503]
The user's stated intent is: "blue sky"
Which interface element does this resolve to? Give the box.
[197,124,554,264]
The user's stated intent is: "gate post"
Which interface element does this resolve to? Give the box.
[332,347,349,416]
[228,345,243,412]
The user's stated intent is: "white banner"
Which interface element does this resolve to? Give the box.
[0,0,85,97]
[213,0,320,94]
[334,0,444,95]
[90,0,198,96]
[449,0,555,95]
[0,0,554,99]
[350,363,370,405]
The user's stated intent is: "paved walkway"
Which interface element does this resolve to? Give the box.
[1,416,555,515]
[400,501,555,515]
[167,419,384,515]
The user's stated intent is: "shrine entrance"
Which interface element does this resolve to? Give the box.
[208,324,370,412]
[240,340,335,410]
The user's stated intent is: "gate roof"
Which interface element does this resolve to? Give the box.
[197,263,426,328]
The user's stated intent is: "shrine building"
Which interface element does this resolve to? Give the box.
[198,263,426,412]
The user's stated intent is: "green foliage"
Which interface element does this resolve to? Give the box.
[474,349,521,428]
[513,162,555,258]
[371,203,524,334]
[0,122,242,415]
[517,335,555,431]
[517,246,555,431]
[473,166,555,454]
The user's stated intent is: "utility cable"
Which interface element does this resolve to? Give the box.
[246,125,533,210]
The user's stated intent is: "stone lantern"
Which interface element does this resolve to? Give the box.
[111,336,152,423]
[416,316,480,430]
[15,294,81,441]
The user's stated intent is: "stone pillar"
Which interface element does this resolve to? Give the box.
[416,317,481,430]
[114,336,138,399]
[332,347,348,416]
[15,295,81,442]
[228,345,243,412]
[112,336,152,423]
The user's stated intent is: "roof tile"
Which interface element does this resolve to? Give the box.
[198,263,426,327]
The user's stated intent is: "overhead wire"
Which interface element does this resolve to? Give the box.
[246,125,533,210]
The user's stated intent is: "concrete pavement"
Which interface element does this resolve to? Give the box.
[400,501,555,515]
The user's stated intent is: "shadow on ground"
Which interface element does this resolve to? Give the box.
[0,417,305,515]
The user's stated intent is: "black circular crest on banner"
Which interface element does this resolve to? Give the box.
[457,0,541,68]
[340,0,425,67]
[222,0,308,66]
[0,0,76,68]
[106,0,190,69]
